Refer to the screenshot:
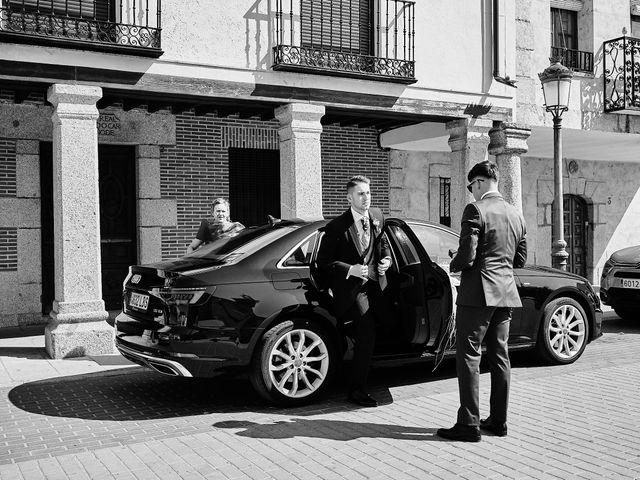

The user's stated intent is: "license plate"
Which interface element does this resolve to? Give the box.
[618,278,640,289]
[129,292,150,310]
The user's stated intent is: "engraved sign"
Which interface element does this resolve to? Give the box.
[97,112,122,136]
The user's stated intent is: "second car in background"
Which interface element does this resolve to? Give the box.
[600,245,640,320]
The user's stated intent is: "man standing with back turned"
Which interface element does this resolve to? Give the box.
[316,175,392,407]
[437,161,527,442]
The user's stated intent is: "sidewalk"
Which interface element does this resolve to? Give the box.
[1,308,636,480]
[0,324,137,389]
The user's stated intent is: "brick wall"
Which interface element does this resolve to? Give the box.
[321,124,390,218]
[160,113,280,260]
[0,139,17,271]
[0,139,16,197]
[0,228,18,272]
[160,114,389,260]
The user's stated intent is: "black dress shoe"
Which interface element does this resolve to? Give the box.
[480,417,508,437]
[436,423,481,442]
[347,389,378,407]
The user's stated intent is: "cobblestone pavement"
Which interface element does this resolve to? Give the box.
[1,313,639,480]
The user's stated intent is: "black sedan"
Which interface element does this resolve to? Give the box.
[115,218,602,406]
[600,245,640,320]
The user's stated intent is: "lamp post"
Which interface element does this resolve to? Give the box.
[539,58,573,271]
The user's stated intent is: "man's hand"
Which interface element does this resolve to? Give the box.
[348,264,370,280]
[377,257,391,276]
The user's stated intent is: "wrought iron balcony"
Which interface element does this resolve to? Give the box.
[603,35,640,114]
[0,0,162,57]
[272,0,416,84]
[551,46,593,74]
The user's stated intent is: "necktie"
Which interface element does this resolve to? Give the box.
[360,217,370,250]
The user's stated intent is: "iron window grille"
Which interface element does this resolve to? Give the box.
[439,177,450,228]
[0,0,162,56]
[603,35,640,114]
[273,0,416,84]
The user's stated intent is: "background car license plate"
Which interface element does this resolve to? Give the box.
[130,292,149,310]
[618,278,640,289]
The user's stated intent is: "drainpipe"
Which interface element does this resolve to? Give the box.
[493,0,517,87]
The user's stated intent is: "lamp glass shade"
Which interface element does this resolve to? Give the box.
[541,77,572,109]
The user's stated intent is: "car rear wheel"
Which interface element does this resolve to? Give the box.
[613,307,636,321]
[250,319,338,406]
[536,297,589,364]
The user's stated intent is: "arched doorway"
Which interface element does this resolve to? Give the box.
[563,194,588,278]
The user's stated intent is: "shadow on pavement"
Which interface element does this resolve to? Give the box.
[213,418,441,441]
[7,370,277,420]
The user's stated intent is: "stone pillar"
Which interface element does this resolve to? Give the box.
[275,103,325,220]
[45,84,112,358]
[488,122,531,214]
[446,118,492,230]
[136,144,178,264]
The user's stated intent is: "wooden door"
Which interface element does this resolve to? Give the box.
[99,145,137,310]
[563,194,587,277]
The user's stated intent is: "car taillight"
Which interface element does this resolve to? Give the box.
[152,287,208,304]
[151,287,210,326]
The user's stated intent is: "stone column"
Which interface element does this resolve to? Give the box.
[446,118,492,230]
[45,84,112,358]
[275,103,325,219]
[488,122,531,214]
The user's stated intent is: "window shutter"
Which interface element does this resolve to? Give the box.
[8,1,111,20]
[300,0,371,54]
[549,0,584,12]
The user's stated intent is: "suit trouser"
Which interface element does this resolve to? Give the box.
[344,282,379,391]
[455,305,512,426]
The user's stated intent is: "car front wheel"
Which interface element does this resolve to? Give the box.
[536,297,589,364]
[250,319,338,406]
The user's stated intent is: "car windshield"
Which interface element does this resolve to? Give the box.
[186,224,298,261]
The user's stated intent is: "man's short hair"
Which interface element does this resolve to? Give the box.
[467,161,499,182]
[346,175,370,191]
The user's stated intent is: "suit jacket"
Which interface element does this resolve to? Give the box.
[316,207,391,317]
[450,192,527,307]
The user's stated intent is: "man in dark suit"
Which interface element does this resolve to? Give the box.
[437,161,527,442]
[316,175,392,407]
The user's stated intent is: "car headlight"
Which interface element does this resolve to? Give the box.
[601,260,614,280]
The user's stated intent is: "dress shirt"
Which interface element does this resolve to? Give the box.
[480,190,501,200]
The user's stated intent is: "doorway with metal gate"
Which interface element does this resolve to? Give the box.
[40,143,137,313]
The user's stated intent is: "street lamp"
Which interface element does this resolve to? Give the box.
[539,58,573,271]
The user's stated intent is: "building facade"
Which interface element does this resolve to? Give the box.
[384,0,640,286]
[2,0,532,355]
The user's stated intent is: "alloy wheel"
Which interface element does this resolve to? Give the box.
[267,328,330,398]
[547,303,587,360]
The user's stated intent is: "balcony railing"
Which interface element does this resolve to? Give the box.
[603,35,640,114]
[272,0,416,84]
[551,46,593,74]
[0,0,162,57]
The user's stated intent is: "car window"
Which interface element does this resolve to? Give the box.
[408,223,459,272]
[388,225,420,265]
[281,232,319,267]
[186,225,297,260]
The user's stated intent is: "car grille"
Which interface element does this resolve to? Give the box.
[613,271,640,278]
